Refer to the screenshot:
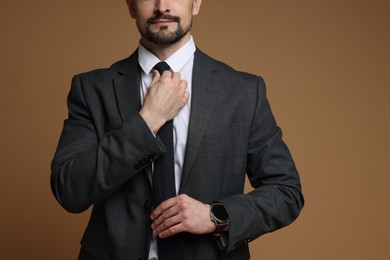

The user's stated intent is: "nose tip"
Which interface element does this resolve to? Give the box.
[155,0,170,13]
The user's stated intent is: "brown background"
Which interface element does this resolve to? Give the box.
[1,0,389,259]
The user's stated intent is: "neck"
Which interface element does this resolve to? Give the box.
[140,34,191,61]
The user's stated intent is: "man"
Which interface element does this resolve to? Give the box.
[51,0,304,259]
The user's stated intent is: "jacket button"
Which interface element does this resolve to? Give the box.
[148,153,155,162]
[235,238,250,248]
[144,201,151,210]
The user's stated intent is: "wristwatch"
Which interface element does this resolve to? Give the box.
[210,202,229,236]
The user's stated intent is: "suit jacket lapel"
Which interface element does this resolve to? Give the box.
[180,50,220,192]
[112,51,154,187]
[113,51,140,121]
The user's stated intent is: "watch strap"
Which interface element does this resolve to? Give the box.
[210,202,229,236]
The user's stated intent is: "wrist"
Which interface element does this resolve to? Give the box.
[139,109,165,134]
[209,202,229,236]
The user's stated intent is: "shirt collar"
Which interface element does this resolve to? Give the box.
[138,36,196,75]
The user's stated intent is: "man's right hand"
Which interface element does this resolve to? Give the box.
[139,70,189,134]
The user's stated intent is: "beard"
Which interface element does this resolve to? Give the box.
[139,14,192,46]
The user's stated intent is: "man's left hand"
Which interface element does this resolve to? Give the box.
[150,194,216,238]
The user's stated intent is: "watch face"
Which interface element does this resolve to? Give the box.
[212,204,229,221]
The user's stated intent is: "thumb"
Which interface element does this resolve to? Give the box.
[150,70,161,86]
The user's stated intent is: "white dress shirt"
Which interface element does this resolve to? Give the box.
[137,36,196,260]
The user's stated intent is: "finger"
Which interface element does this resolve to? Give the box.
[179,80,188,94]
[160,70,173,79]
[171,71,182,82]
[150,197,177,220]
[182,92,190,105]
[152,213,182,236]
[152,205,180,228]
[158,222,187,238]
[150,70,161,86]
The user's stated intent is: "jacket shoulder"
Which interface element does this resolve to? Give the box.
[75,55,134,82]
[195,49,263,84]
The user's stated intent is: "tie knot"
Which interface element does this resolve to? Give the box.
[154,61,171,74]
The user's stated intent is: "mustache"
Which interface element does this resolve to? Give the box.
[147,14,181,24]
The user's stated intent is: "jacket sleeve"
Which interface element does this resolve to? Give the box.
[51,75,165,213]
[219,77,304,253]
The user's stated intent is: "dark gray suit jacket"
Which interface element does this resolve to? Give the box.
[51,49,304,260]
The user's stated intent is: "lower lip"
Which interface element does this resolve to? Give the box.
[153,20,174,24]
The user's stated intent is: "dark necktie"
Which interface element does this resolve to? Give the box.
[153,62,187,260]
[153,61,176,205]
